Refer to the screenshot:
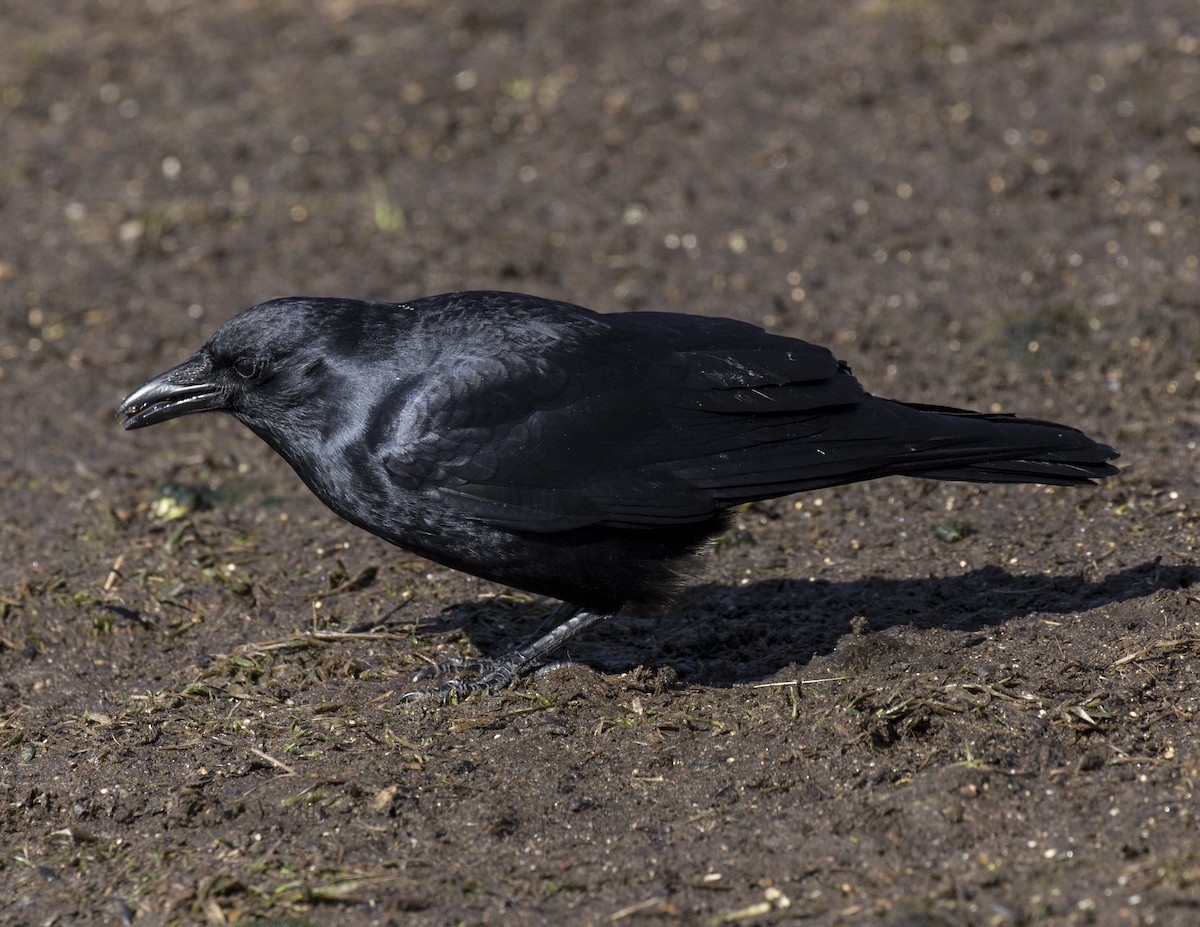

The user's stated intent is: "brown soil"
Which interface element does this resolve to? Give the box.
[2,1,1199,925]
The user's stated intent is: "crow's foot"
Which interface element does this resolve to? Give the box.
[402,654,528,702]
[401,604,612,702]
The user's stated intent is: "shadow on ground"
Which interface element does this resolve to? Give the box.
[422,560,1199,687]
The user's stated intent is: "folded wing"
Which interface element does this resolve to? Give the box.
[379,307,1117,532]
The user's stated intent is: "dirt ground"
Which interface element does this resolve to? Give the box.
[3,1,1199,924]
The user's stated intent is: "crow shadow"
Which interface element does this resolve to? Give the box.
[423,559,1198,688]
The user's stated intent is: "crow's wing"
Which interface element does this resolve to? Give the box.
[379,310,867,531]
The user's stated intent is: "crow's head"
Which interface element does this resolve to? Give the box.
[116,297,386,441]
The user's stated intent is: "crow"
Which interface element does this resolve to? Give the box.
[118,291,1119,698]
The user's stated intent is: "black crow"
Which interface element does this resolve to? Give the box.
[118,292,1119,697]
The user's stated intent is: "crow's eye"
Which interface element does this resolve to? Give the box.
[234,356,258,379]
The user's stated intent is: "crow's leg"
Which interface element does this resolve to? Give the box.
[403,602,612,700]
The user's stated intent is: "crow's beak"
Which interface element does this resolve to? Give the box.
[117,353,226,430]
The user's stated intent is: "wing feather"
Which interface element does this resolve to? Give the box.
[372,296,1112,533]
[378,305,860,531]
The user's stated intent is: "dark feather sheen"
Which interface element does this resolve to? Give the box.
[118,291,1119,689]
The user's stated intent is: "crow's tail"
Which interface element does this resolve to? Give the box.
[883,401,1119,486]
[694,398,1120,509]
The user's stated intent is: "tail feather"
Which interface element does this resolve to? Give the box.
[868,402,1119,486]
[910,457,1119,486]
[685,398,1119,505]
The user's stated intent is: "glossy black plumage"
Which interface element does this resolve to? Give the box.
[118,291,1119,696]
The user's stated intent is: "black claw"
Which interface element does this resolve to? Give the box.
[402,654,522,701]
[401,605,610,701]
[411,656,491,682]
